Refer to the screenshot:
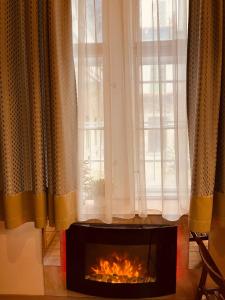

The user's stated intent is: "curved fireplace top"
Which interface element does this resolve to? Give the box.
[73,223,175,229]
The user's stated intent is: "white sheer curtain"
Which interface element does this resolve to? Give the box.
[72,0,190,222]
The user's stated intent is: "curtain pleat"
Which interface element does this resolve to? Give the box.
[0,0,77,229]
[187,0,225,232]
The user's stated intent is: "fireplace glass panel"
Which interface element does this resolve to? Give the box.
[85,243,157,284]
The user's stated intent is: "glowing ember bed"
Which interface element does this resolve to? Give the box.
[66,223,177,298]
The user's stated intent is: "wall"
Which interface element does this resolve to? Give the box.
[0,222,44,295]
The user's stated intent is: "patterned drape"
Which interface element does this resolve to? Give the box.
[187,0,225,232]
[0,0,77,229]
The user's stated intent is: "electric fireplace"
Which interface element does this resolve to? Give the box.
[66,223,177,298]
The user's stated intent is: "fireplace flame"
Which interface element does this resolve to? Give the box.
[89,252,145,283]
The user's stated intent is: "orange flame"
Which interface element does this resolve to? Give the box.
[90,252,143,281]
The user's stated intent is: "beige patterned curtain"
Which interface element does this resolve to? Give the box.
[187,0,225,232]
[0,0,77,229]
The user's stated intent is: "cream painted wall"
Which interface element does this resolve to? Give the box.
[0,222,44,295]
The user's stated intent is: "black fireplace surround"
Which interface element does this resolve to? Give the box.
[66,223,177,298]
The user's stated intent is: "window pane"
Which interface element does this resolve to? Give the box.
[163,129,175,161]
[140,0,173,41]
[86,0,102,43]
[162,83,174,125]
[164,161,176,189]
[144,96,160,125]
[84,129,104,161]
[142,83,160,95]
[142,65,173,82]
[84,64,104,124]
[145,161,162,196]
[142,65,159,82]
[72,0,102,43]
[145,129,161,160]
[160,64,173,81]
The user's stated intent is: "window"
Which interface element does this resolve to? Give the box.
[72,0,190,221]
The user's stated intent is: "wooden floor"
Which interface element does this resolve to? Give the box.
[0,261,204,299]
[0,260,206,299]
[0,268,201,300]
